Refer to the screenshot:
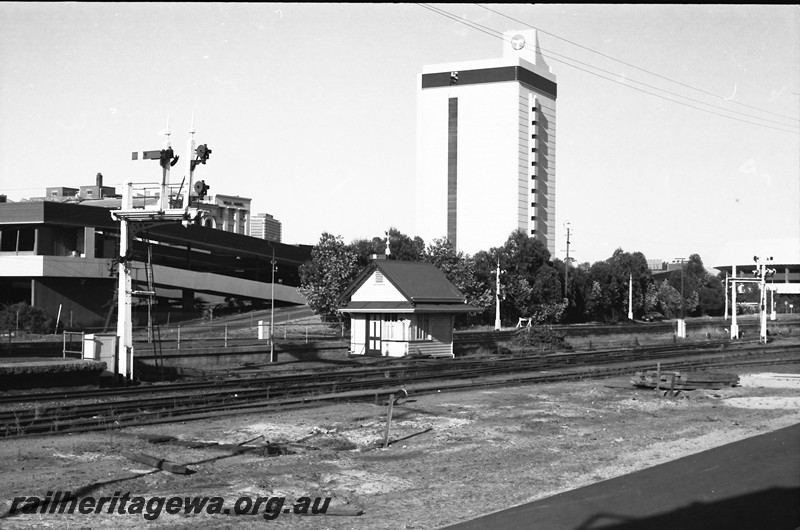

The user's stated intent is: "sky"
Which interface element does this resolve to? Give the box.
[1,4,798,267]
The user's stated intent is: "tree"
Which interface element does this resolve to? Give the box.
[350,238,380,269]
[386,227,425,261]
[423,237,489,325]
[471,249,501,325]
[298,233,359,323]
[585,280,605,322]
[608,248,652,319]
[668,254,705,316]
[490,230,561,325]
[656,280,683,318]
[527,265,566,324]
[423,238,479,302]
[644,283,660,313]
[501,229,551,278]
[530,265,563,305]
[699,275,725,316]
[0,302,57,334]
[587,261,620,320]
[587,249,652,321]
[350,228,424,267]
[554,259,592,323]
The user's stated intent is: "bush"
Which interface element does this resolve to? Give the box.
[0,302,58,334]
[512,325,569,352]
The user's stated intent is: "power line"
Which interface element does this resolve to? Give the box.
[539,45,799,132]
[546,53,800,134]
[421,4,799,132]
[477,4,800,125]
[417,4,799,134]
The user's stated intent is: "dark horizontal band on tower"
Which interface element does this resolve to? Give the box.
[421,66,557,99]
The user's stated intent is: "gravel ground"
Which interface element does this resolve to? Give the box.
[1,365,798,529]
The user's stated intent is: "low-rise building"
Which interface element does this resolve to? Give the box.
[713,238,800,297]
[337,258,477,358]
[197,194,252,235]
[0,200,311,329]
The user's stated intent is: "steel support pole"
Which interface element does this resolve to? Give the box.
[760,262,768,343]
[731,265,739,339]
[270,246,276,363]
[116,182,133,382]
[494,257,501,331]
[628,273,633,321]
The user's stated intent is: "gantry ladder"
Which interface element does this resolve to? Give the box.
[142,242,164,372]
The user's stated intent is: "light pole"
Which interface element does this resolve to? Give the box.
[563,221,571,302]
[270,244,276,363]
[724,274,729,321]
[674,257,687,338]
[628,273,633,321]
[731,264,739,339]
[494,255,502,331]
[770,274,776,321]
[754,255,774,343]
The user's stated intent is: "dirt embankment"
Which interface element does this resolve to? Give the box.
[1,367,799,529]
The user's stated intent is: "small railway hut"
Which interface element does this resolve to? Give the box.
[337,258,477,358]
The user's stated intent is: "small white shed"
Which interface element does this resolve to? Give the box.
[337,259,477,358]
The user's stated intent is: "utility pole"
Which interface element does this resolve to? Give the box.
[724,274,729,321]
[270,244,276,362]
[731,265,738,339]
[494,256,502,331]
[674,257,687,338]
[754,256,775,344]
[628,273,633,321]
[564,223,571,294]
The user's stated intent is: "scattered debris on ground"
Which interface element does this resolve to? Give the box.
[1,366,798,529]
[631,369,739,391]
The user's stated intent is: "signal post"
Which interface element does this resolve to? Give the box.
[729,256,775,344]
[112,121,211,382]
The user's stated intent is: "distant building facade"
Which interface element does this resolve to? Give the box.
[713,238,800,296]
[45,173,116,201]
[0,178,310,328]
[0,200,310,329]
[45,187,80,200]
[197,194,252,236]
[34,176,253,238]
[250,213,282,243]
[416,29,558,256]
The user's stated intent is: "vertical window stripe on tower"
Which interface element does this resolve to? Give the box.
[447,97,458,249]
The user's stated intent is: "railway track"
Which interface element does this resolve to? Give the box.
[1,338,797,439]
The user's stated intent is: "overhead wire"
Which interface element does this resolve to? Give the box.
[421,3,799,132]
[477,3,799,125]
[417,4,799,134]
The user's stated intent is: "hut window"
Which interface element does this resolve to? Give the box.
[383,314,402,339]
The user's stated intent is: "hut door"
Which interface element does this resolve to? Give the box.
[366,314,382,356]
